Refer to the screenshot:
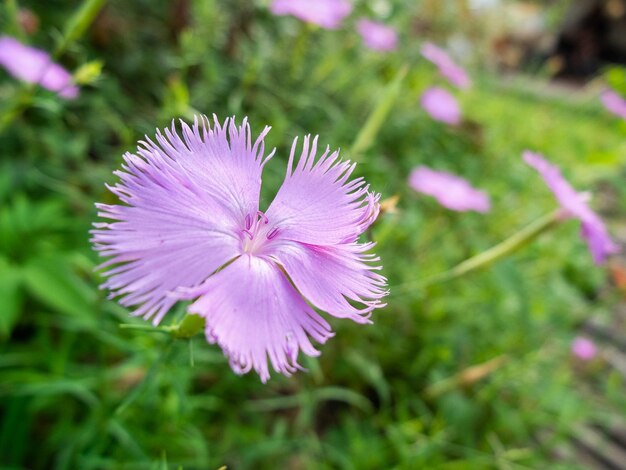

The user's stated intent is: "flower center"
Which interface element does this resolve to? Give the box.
[241,211,280,254]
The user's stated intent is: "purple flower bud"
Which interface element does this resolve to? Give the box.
[270,0,352,29]
[600,88,626,120]
[421,42,471,90]
[523,151,619,264]
[572,336,597,361]
[420,87,461,125]
[0,36,78,99]
[356,19,398,52]
[409,166,491,213]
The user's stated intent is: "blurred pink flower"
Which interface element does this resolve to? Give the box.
[409,166,491,213]
[270,0,352,29]
[421,42,471,89]
[420,87,461,125]
[600,89,626,120]
[356,19,398,51]
[0,36,78,99]
[523,151,619,264]
[571,336,597,360]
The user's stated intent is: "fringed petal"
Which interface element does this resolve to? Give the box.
[91,115,274,324]
[178,255,334,383]
[267,240,388,324]
[265,135,380,246]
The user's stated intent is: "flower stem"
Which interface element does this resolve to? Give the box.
[55,0,107,56]
[119,313,205,339]
[425,355,508,398]
[118,323,172,334]
[114,338,174,415]
[290,23,312,81]
[394,209,563,294]
[4,0,24,39]
[114,314,203,414]
[350,64,409,160]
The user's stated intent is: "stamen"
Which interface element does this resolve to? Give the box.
[257,211,269,224]
[267,227,280,240]
[242,212,274,251]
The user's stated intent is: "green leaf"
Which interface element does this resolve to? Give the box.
[0,256,23,339]
[56,0,107,55]
[345,350,390,407]
[22,255,96,318]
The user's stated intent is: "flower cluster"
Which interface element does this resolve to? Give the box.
[419,43,470,125]
[270,0,398,53]
[408,151,617,267]
[91,6,619,385]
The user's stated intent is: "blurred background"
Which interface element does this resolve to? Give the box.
[1,0,626,468]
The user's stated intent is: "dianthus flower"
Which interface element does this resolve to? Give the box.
[600,89,626,120]
[421,42,471,90]
[356,19,398,52]
[0,36,78,99]
[270,0,352,29]
[92,116,387,382]
[420,87,461,125]
[409,166,491,213]
[523,151,619,264]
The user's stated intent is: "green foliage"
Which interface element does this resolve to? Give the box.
[0,0,624,469]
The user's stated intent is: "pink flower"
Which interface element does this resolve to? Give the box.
[0,36,78,99]
[523,151,620,264]
[270,0,352,29]
[600,89,626,120]
[356,19,398,52]
[571,336,597,361]
[421,42,471,89]
[92,116,387,382]
[420,87,461,125]
[408,166,491,213]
